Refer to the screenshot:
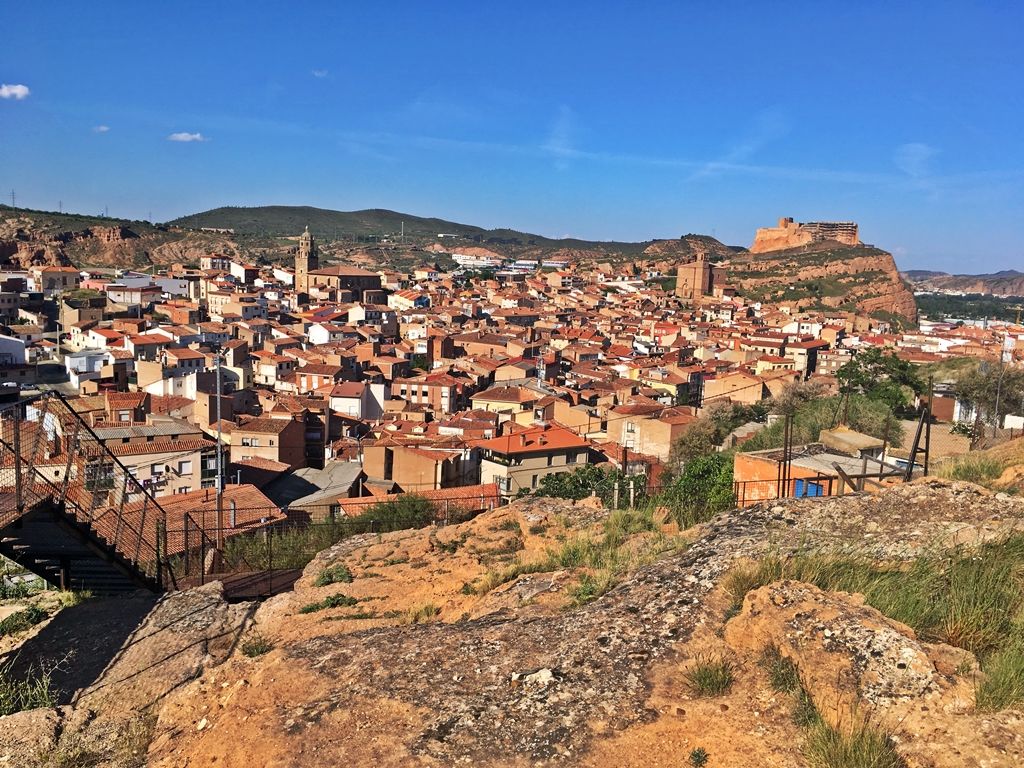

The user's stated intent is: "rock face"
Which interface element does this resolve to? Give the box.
[751,216,860,253]
[726,243,918,323]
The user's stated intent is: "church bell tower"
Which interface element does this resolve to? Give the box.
[295,225,319,294]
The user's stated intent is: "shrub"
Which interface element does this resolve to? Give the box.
[0,606,47,637]
[314,564,353,587]
[240,631,274,657]
[684,655,734,697]
[298,593,358,614]
[689,747,710,767]
[351,494,436,532]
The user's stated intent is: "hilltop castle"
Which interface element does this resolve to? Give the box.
[750,217,859,253]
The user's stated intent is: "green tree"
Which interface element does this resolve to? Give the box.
[659,453,735,524]
[668,400,767,468]
[956,362,1024,433]
[740,395,903,453]
[531,464,646,509]
[837,347,924,412]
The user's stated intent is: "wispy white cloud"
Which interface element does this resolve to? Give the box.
[542,105,576,170]
[0,84,30,100]
[167,132,208,143]
[688,107,790,181]
[311,69,329,78]
[92,125,110,133]
[894,142,938,178]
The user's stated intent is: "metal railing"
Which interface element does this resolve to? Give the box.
[0,391,175,589]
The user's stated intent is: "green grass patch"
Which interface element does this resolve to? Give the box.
[976,639,1024,711]
[470,507,683,599]
[298,593,359,614]
[803,719,905,768]
[937,454,1005,485]
[0,658,56,716]
[404,604,440,624]
[684,655,734,697]
[570,571,615,605]
[240,631,274,657]
[314,564,353,587]
[760,646,801,694]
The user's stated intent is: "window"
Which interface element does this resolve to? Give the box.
[547,455,553,467]
[176,486,191,494]
[151,463,162,475]
[625,422,635,433]
[178,460,193,475]
[531,474,538,489]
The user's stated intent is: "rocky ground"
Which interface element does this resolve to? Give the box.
[2,479,1023,767]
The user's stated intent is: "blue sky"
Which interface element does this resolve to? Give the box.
[2,1,1022,271]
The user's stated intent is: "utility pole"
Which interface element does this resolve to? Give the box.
[215,354,225,554]
[9,190,14,208]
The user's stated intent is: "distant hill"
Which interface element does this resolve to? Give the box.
[902,268,1024,297]
[168,205,656,254]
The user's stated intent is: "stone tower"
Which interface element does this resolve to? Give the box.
[675,252,713,302]
[295,225,319,294]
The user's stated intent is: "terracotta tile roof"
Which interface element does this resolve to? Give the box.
[474,425,589,455]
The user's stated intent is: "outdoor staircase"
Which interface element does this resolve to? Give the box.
[0,392,173,595]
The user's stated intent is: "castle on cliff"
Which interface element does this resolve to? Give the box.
[750,217,859,253]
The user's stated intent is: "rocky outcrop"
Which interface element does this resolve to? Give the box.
[903,269,1024,298]
[142,481,1024,767]
[726,243,918,324]
[0,582,251,766]
[726,581,1024,768]
[643,234,735,261]
[0,211,244,268]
